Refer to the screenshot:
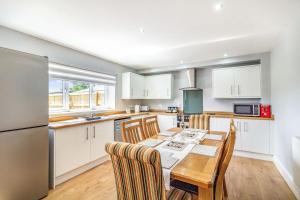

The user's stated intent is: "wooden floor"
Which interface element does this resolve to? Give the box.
[44,156,296,200]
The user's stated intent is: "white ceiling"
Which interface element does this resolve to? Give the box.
[0,0,299,69]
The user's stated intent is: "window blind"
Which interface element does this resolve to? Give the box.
[48,62,116,85]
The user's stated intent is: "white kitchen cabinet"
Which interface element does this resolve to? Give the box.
[239,119,270,154]
[210,117,271,154]
[90,121,114,161]
[234,66,261,98]
[212,68,235,98]
[55,125,91,176]
[122,72,173,99]
[210,117,231,133]
[157,115,177,132]
[53,121,114,182]
[212,65,261,98]
[122,72,145,99]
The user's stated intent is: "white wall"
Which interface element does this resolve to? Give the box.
[0,26,141,111]
[271,21,300,198]
[143,53,271,112]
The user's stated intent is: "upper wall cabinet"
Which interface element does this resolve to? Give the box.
[145,74,173,99]
[122,72,173,99]
[122,72,145,99]
[212,65,261,98]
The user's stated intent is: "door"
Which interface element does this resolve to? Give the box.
[234,120,242,150]
[131,73,145,99]
[0,48,48,131]
[157,115,177,132]
[145,75,159,99]
[0,126,49,200]
[234,65,261,98]
[90,121,114,161]
[241,120,270,154]
[55,125,91,176]
[156,74,173,99]
[209,117,231,132]
[212,68,235,98]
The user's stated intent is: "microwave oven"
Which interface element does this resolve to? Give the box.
[233,103,260,116]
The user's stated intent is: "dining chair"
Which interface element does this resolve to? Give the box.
[189,114,210,130]
[143,115,160,139]
[215,119,236,200]
[121,118,146,144]
[105,142,193,200]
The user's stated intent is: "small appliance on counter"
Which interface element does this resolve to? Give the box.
[233,103,260,116]
[125,106,135,114]
[140,105,150,112]
[260,104,272,118]
[135,105,141,113]
[167,106,179,113]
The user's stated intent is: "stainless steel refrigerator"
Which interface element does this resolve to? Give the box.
[0,47,49,200]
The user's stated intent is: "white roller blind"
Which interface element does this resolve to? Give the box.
[49,62,116,85]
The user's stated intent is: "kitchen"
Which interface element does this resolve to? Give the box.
[0,1,300,200]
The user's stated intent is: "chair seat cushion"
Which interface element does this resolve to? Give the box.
[167,187,193,200]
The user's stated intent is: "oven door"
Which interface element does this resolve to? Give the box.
[234,104,254,116]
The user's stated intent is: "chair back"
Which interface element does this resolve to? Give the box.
[105,142,166,200]
[121,119,145,144]
[189,114,210,130]
[215,119,236,200]
[143,115,160,138]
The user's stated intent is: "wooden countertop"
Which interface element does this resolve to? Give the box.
[204,111,275,121]
[49,111,178,129]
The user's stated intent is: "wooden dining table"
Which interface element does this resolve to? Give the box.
[151,127,227,200]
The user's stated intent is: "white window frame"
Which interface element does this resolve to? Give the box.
[49,78,115,114]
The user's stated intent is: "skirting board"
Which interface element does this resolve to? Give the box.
[233,150,273,161]
[54,155,109,188]
[273,157,300,200]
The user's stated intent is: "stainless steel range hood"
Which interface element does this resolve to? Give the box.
[179,68,201,90]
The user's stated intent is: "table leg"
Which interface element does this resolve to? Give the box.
[198,186,213,200]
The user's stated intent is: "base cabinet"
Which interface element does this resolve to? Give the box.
[90,121,114,161]
[210,117,272,155]
[55,125,91,177]
[52,121,114,180]
[157,115,177,132]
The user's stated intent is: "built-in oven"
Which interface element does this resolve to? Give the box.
[233,103,260,116]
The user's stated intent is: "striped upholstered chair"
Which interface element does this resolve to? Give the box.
[105,142,193,200]
[189,114,210,130]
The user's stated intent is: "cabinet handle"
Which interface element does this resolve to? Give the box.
[93,126,96,138]
[167,88,169,96]
[238,85,240,95]
[147,90,149,97]
[231,85,233,96]
[244,122,248,132]
[86,127,89,140]
[131,88,133,97]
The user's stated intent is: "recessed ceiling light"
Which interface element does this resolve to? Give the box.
[224,53,228,57]
[139,27,144,33]
[180,60,184,64]
[215,2,224,11]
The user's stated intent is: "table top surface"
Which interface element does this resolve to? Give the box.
[151,127,226,188]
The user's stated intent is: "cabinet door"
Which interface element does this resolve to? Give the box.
[90,121,114,161]
[212,68,235,98]
[209,117,231,132]
[234,65,261,98]
[241,120,270,154]
[234,120,242,150]
[157,115,177,132]
[55,125,90,176]
[131,73,145,99]
[145,76,157,99]
[145,74,173,99]
[122,72,144,99]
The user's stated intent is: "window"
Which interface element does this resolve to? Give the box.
[49,79,64,110]
[69,81,90,110]
[48,62,116,113]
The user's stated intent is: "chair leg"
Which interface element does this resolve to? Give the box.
[223,179,228,199]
